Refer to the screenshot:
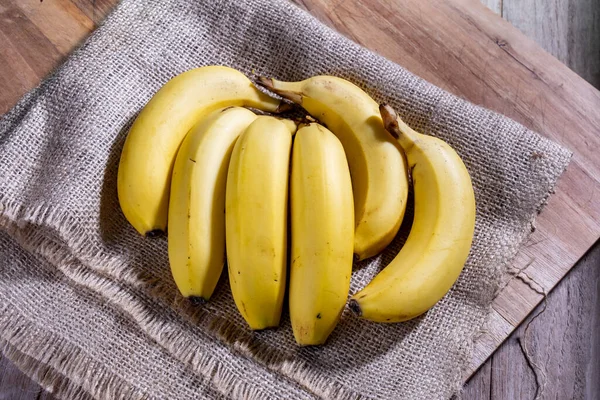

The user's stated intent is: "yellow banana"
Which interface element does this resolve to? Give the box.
[168,107,257,300]
[348,104,476,323]
[225,116,296,330]
[289,123,354,345]
[118,66,282,236]
[258,76,408,261]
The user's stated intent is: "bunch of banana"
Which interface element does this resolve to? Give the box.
[117,64,476,344]
[258,76,409,261]
[225,116,295,330]
[118,66,283,237]
[289,123,354,345]
[348,104,476,323]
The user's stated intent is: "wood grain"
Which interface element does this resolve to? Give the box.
[504,0,600,89]
[481,0,502,15]
[464,241,600,399]
[0,355,44,400]
[0,0,599,398]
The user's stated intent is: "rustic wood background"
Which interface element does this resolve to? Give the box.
[0,0,598,399]
[464,1,600,398]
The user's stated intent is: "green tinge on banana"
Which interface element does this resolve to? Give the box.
[118,66,283,237]
[349,104,476,323]
[168,107,258,300]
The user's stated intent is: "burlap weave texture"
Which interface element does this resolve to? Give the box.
[0,0,571,399]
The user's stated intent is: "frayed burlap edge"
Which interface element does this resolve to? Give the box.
[0,305,144,400]
[0,139,572,400]
[1,341,95,400]
[0,198,356,400]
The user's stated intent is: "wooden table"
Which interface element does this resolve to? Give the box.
[1,0,599,398]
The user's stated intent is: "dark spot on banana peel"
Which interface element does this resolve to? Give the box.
[348,300,362,316]
[146,229,164,238]
[316,313,322,319]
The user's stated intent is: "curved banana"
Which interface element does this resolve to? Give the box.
[258,76,408,261]
[118,66,282,236]
[348,104,476,323]
[225,116,296,330]
[289,123,354,345]
[168,107,257,300]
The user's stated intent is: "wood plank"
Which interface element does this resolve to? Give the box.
[490,333,538,399]
[0,29,40,113]
[462,357,491,399]
[0,2,63,79]
[466,1,599,396]
[466,240,600,399]
[0,0,599,398]
[469,308,513,372]
[0,355,44,400]
[522,246,600,400]
[503,0,600,88]
[0,0,107,114]
[69,0,118,26]
[480,0,501,15]
[11,0,94,55]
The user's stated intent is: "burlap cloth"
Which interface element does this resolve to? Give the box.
[0,0,572,399]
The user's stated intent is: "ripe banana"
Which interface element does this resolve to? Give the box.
[168,107,258,300]
[289,123,354,346]
[225,116,296,330]
[258,76,408,261]
[348,104,476,323]
[118,66,282,236]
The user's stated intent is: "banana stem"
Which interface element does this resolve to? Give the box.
[257,77,304,104]
[348,299,362,316]
[146,229,164,238]
[379,103,419,148]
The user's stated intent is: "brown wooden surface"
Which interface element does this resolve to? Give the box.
[462,1,600,398]
[1,0,599,398]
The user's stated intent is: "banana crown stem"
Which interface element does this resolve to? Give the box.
[257,77,304,104]
[379,103,419,149]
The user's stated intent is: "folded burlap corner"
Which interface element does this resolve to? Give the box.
[0,0,572,399]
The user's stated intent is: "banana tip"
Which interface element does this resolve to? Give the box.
[379,103,400,139]
[145,229,165,238]
[189,296,208,306]
[348,299,362,317]
[256,76,274,89]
